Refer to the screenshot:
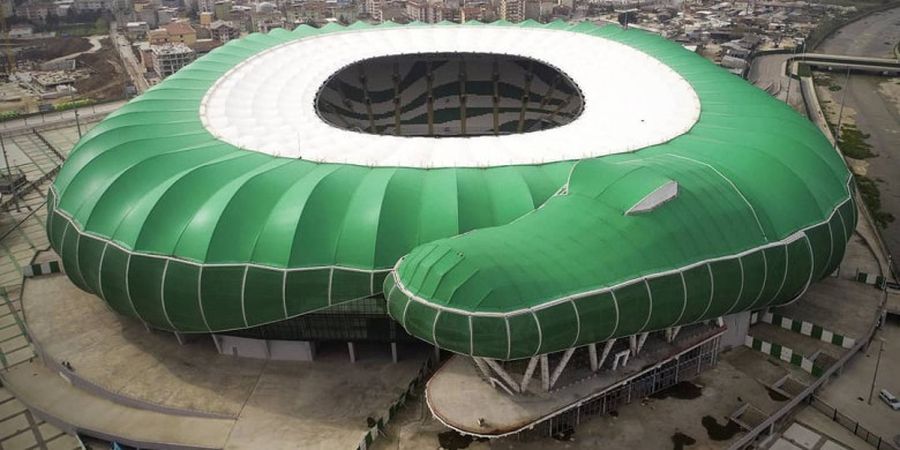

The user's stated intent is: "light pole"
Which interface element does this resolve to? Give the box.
[867,337,886,405]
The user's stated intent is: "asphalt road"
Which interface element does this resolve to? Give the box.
[110,24,150,94]
[818,7,900,271]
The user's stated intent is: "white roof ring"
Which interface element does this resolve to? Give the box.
[199,26,701,168]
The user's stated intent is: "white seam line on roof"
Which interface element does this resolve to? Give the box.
[401,294,412,330]
[389,197,849,320]
[770,241,790,308]
[197,267,212,332]
[73,224,84,288]
[281,271,288,319]
[639,279,653,332]
[725,257,745,315]
[327,267,334,306]
[667,154,767,240]
[699,263,715,320]
[606,290,620,341]
[240,266,249,327]
[161,260,176,330]
[748,249,768,311]
[124,253,144,322]
[97,242,108,302]
[672,271,687,327]
[48,182,853,329]
[783,233,815,307]
[570,299,581,348]
[505,316,512,360]
[58,220,68,261]
[432,310,441,347]
[531,311,542,357]
[468,316,474,356]
[47,202,54,245]
[50,204,395,274]
[825,221,834,277]
[836,207,847,245]
[54,192,851,333]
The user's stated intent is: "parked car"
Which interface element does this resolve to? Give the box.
[879,389,900,411]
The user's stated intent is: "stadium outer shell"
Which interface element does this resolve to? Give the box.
[47,20,854,362]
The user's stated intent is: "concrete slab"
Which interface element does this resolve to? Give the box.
[23,274,265,418]
[426,326,723,436]
[792,407,873,450]
[820,441,850,450]
[15,271,431,449]
[551,346,795,449]
[815,319,900,442]
[769,439,803,450]
[774,276,882,341]
[1,361,235,449]
[225,348,429,450]
[782,423,820,449]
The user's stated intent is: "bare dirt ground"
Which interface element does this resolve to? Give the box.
[15,37,92,62]
[74,39,126,101]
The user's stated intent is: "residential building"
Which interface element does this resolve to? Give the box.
[151,43,195,78]
[162,21,197,45]
[209,20,239,42]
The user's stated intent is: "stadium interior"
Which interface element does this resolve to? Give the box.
[315,52,585,136]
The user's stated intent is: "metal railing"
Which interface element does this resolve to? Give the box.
[809,396,898,450]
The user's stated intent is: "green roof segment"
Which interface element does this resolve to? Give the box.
[385,25,856,359]
[48,20,854,348]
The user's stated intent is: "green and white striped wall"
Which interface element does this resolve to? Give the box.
[855,271,886,288]
[750,311,854,349]
[744,334,825,377]
[22,260,63,278]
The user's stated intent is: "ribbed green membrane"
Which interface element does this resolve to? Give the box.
[49,21,853,348]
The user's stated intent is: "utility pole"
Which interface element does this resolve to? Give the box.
[832,67,850,151]
[74,107,82,138]
[867,337,886,405]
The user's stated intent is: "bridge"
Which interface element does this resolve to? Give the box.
[786,52,900,76]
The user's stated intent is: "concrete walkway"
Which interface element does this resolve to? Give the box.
[2,361,235,449]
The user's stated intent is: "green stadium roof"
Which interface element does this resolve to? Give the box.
[48,21,854,358]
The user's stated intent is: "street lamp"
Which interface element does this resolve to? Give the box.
[867,337,886,405]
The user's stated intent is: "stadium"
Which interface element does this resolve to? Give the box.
[36,19,857,445]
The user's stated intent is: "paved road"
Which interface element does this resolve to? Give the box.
[110,24,149,94]
[748,52,806,112]
[0,100,125,134]
[818,7,900,272]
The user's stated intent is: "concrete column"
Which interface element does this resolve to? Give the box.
[391,342,398,363]
[433,344,441,362]
[540,354,550,391]
[347,342,356,363]
[174,332,186,345]
[549,347,575,389]
[588,343,598,371]
[520,356,539,391]
[211,334,222,353]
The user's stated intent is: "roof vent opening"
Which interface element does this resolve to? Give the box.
[315,52,585,137]
[626,180,679,215]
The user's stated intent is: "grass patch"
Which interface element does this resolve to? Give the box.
[837,123,875,159]
[856,176,895,229]
[828,84,842,92]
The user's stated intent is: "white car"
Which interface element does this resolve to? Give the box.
[879,389,900,411]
